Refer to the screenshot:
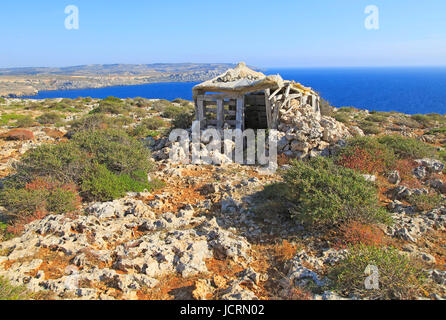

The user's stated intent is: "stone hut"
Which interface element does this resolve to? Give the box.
[192,62,321,131]
[152,63,353,162]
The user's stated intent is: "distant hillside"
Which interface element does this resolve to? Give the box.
[0,63,242,97]
[0,63,238,76]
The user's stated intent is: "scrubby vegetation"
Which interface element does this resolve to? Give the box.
[14,115,34,128]
[377,135,438,159]
[336,136,396,175]
[36,112,63,125]
[1,96,445,300]
[327,245,426,299]
[357,120,381,135]
[282,157,391,227]
[336,135,440,175]
[130,117,167,138]
[0,114,30,126]
[91,97,131,115]
[1,178,81,217]
[1,128,159,231]
[172,109,195,129]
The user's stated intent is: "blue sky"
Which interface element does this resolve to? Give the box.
[1,0,445,68]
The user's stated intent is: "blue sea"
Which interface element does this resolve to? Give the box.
[23,67,446,115]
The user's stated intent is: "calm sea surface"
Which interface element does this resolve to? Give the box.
[23,67,446,114]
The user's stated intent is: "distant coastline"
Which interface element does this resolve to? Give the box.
[17,67,446,115]
[0,63,238,98]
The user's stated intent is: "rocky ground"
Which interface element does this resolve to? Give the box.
[0,98,445,300]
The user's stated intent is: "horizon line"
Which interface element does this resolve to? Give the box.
[1,63,446,70]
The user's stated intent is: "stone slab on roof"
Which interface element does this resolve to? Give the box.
[193,62,317,98]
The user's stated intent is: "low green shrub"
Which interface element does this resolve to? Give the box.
[162,105,184,119]
[283,157,391,226]
[410,114,444,127]
[81,164,157,201]
[12,142,87,184]
[365,114,388,123]
[6,128,157,205]
[327,245,426,300]
[80,163,127,201]
[172,111,195,129]
[90,97,130,115]
[15,115,34,128]
[150,99,174,112]
[36,112,63,125]
[377,135,437,159]
[129,116,167,138]
[358,121,381,135]
[253,183,291,219]
[333,113,350,124]
[137,117,167,130]
[72,129,153,175]
[337,107,357,113]
[68,114,131,136]
[394,116,422,129]
[0,178,81,217]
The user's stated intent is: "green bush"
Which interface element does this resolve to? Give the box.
[327,245,426,299]
[365,114,388,123]
[358,121,381,135]
[377,135,437,159]
[3,127,159,214]
[81,165,156,201]
[172,98,193,107]
[283,157,391,226]
[150,99,174,112]
[12,129,153,187]
[0,179,80,217]
[410,114,442,128]
[80,163,127,201]
[333,113,350,124]
[162,105,184,119]
[172,111,195,129]
[36,112,63,125]
[72,129,153,175]
[12,142,87,185]
[0,97,6,104]
[67,114,132,136]
[15,115,34,128]
[393,116,422,129]
[137,117,167,130]
[90,97,130,115]
[337,107,357,113]
[129,116,167,138]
